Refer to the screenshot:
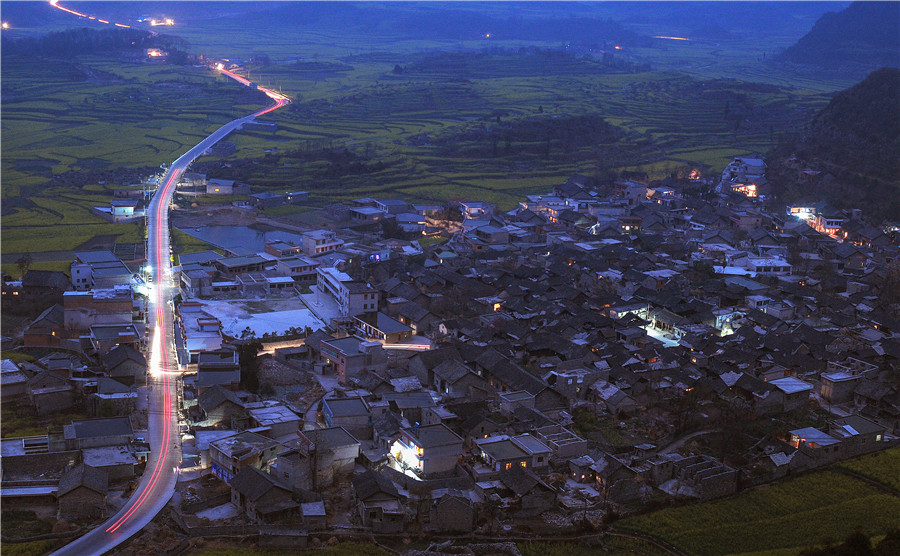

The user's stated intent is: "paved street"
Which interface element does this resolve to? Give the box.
[50,71,288,556]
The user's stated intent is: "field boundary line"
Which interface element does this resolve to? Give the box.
[829,466,900,497]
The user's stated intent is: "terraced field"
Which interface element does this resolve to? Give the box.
[1,55,262,198]
[208,54,834,210]
[2,16,851,261]
[617,449,900,556]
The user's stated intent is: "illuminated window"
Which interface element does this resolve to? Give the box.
[505,463,512,470]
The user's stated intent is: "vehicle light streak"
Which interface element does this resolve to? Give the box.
[50,1,132,28]
[655,35,690,41]
[51,47,290,550]
[217,66,291,114]
[50,0,87,18]
[106,168,180,534]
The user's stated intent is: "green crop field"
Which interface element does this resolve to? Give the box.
[0,53,271,260]
[617,452,900,556]
[2,6,854,258]
[837,447,900,491]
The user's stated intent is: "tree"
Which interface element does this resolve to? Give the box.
[236,340,262,393]
[258,382,276,398]
[380,218,404,240]
[15,253,33,277]
[98,399,117,417]
[878,259,900,308]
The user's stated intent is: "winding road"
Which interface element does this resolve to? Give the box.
[50,69,288,556]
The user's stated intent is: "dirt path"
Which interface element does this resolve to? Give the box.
[659,429,720,454]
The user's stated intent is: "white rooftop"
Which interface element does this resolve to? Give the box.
[769,377,813,394]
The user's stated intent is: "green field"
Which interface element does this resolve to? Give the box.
[2,8,853,258]
[1,54,269,260]
[617,450,900,556]
[1,184,145,259]
[837,447,900,491]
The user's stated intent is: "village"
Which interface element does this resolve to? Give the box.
[2,155,899,548]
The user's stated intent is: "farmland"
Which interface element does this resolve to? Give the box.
[617,450,900,556]
[199,56,835,210]
[1,54,266,262]
[2,4,853,261]
[837,447,900,491]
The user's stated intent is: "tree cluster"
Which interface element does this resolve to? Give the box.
[2,27,188,59]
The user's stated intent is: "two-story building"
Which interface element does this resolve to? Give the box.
[275,256,320,285]
[303,230,344,257]
[319,336,386,385]
[197,350,241,392]
[209,430,281,483]
[354,312,413,344]
[390,423,463,478]
[316,267,379,317]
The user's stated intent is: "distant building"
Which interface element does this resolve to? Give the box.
[316,267,378,317]
[285,191,308,204]
[354,312,413,344]
[71,251,131,291]
[303,230,344,257]
[320,336,386,385]
[250,191,284,208]
[275,256,320,285]
[351,207,387,224]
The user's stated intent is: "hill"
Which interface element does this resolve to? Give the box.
[778,2,900,72]
[768,67,900,220]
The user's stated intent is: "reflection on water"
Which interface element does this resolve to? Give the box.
[177,225,303,252]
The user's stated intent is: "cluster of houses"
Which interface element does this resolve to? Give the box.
[2,158,899,535]
[160,164,900,533]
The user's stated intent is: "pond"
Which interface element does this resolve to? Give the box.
[177,225,304,252]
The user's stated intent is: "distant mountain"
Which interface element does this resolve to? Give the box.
[778,2,900,71]
[768,68,900,220]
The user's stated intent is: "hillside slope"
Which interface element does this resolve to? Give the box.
[778,2,900,72]
[768,67,900,220]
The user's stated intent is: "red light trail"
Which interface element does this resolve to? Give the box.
[50,1,130,28]
[105,169,180,534]
[218,67,290,115]
[104,71,288,536]
[38,19,290,546]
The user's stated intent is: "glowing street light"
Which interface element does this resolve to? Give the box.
[1,22,10,30]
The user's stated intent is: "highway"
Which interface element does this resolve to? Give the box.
[51,69,288,556]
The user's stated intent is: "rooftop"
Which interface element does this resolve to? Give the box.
[248,403,300,426]
[210,430,279,458]
[404,423,462,449]
[65,417,133,439]
[769,377,814,394]
[477,437,528,461]
[324,397,369,417]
